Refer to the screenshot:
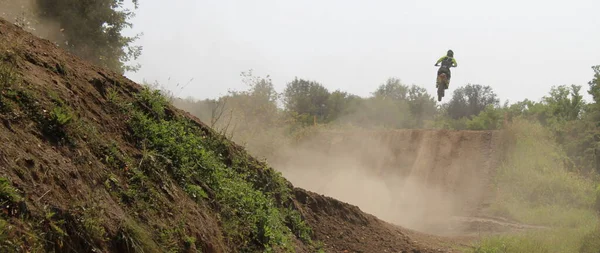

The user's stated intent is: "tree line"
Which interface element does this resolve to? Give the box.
[171,66,600,175]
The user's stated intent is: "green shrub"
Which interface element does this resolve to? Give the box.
[473,119,598,252]
[0,177,22,204]
[126,88,316,252]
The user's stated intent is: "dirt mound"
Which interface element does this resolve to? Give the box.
[0,18,451,252]
[274,129,507,236]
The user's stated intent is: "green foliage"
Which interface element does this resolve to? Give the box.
[587,65,600,105]
[446,84,499,119]
[156,222,191,253]
[0,52,19,113]
[35,0,142,74]
[43,210,68,251]
[472,227,599,253]
[219,71,283,138]
[284,208,312,243]
[185,185,208,202]
[373,77,409,101]
[472,234,550,253]
[79,202,108,244]
[326,90,363,122]
[0,218,7,245]
[542,84,584,122]
[434,76,598,174]
[465,105,503,130]
[283,77,331,125]
[0,59,18,88]
[2,87,75,143]
[40,104,75,143]
[184,235,197,250]
[135,86,169,119]
[473,120,598,252]
[346,95,411,128]
[49,106,73,126]
[127,88,315,252]
[346,78,437,128]
[493,120,594,210]
[0,177,22,205]
[116,219,161,253]
[408,85,437,126]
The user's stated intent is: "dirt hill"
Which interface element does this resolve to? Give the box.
[0,18,465,253]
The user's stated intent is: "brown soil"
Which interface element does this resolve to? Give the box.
[293,188,449,253]
[0,17,477,253]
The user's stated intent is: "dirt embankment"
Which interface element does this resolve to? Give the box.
[274,129,507,237]
[0,17,453,252]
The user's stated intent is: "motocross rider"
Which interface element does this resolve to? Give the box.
[435,50,457,88]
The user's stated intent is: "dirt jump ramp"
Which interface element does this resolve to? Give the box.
[275,129,506,236]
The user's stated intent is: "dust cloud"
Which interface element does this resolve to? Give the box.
[171,94,497,235]
[268,130,497,235]
[0,0,65,46]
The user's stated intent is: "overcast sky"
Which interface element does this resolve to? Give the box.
[122,0,600,104]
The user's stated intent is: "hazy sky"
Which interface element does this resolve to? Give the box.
[122,0,600,103]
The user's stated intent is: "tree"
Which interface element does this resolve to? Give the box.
[35,0,142,74]
[407,85,436,127]
[372,78,408,101]
[587,65,600,103]
[542,85,584,123]
[446,84,499,119]
[326,90,362,122]
[228,70,280,127]
[283,78,330,124]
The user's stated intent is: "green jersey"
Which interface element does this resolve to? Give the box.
[436,56,457,68]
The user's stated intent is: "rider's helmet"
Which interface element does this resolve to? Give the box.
[447,50,454,57]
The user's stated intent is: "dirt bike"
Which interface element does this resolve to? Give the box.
[435,66,452,102]
[436,72,448,102]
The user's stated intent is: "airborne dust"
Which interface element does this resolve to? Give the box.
[173,91,500,235]
[0,0,68,47]
[267,129,498,235]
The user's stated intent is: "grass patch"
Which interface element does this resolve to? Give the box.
[116,219,161,253]
[3,87,75,144]
[128,109,295,251]
[125,85,317,252]
[0,63,18,86]
[473,225,599,253]
[0,217,7,244]
[0,177,22,204]
[471,119,600,253]
[284,208,312,243]
[0,216,44,252]
[79,203,108,245]
[0,53,19,113]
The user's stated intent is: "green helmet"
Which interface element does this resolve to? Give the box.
[447,50,454,57]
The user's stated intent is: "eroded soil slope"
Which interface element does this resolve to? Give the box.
[0,18,447,252]
[275,129,507,236]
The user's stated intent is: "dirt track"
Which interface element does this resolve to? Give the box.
[274,129,512,238]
